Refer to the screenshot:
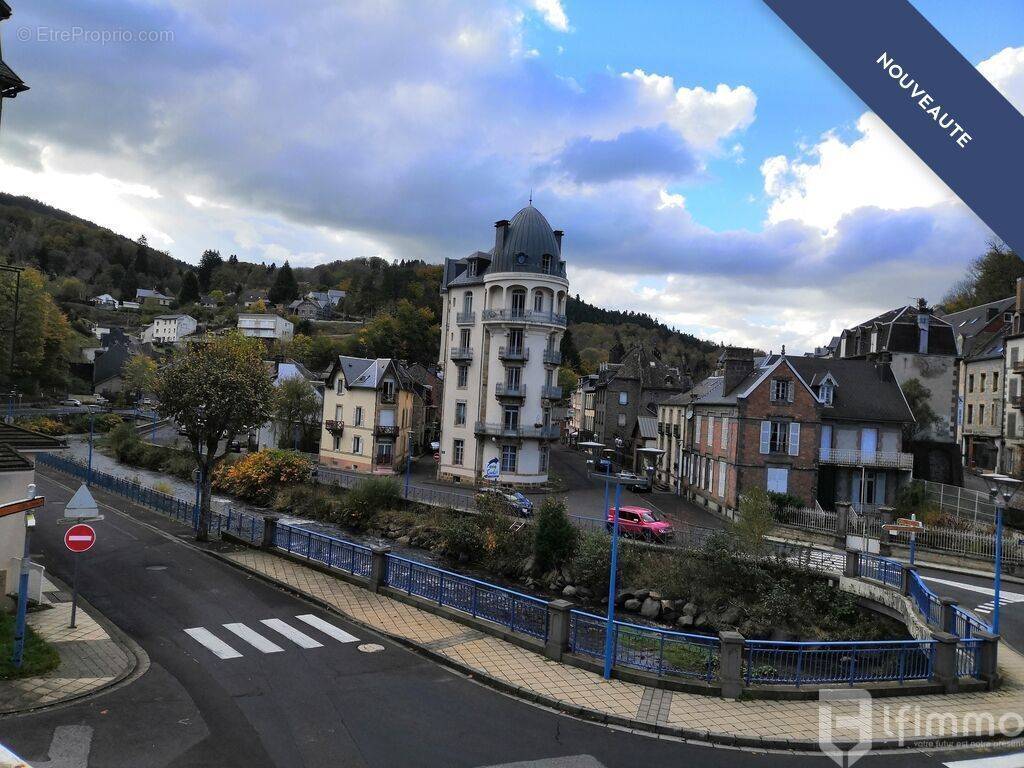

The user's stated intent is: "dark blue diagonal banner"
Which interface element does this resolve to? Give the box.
[763,0,1024,255]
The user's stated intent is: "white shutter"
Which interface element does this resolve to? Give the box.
[717,460,727,497]
[695,415,702,445]
[759,421,770,454]
[706,416,714,446]
[786,380,794,403]
[721,418,728,449]
[788,422,801,456]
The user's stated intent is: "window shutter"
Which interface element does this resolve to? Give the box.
[706,416,714,446]
[787,381,794,403]
[788,422,801,456]
[695,415,702,445]
[759,421,770,454]
[721,418,728,449]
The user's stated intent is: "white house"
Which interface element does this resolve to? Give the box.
[118,301,141,311]
[437,205,568,487]
[237,313,294,342]
[141,314,197,344]
[256,360,324,450]
[92,294,116,308]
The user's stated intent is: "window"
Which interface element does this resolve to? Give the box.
[819,382,834,406]
[467,260,477,277]
[352,435,362,454]
[354,406,364,426]
[510,289,526,317]
[542,254,552,273]
[994,372,1000,392]
[335,375,344,395]
[381,379,395,400]
[507,329,524,354]
[501,445,518,472]
[503,406,520,430]
[533,291,544,312]
[459,328,471,348]
[618,391,628,406]
[462,292,473,313]
[981,373,987,392]
[453,439,464,465]
[694,414,702,446]
[334,405,343,421]
[718,460,727,497]
[720,418,729,449]
[703,457,712,490]
[332,435,341,451]
[454,401,467,426]
[770,379,793,402]
[766,467,789,493]
[617,413,626,427]
[991,405,996,426]
[968,374,975,393]
[760,420,799,455]
[980,404,986,425]
[1010,412,1018,438]
[967,404,974,424]
[506,367,522,389]
[457,366,469,388]
[539,446,549,473]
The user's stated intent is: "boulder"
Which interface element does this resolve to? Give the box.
[661,610,679,625]
[677,614,694,627]
[396,536,411,546]
[682,602,698,617]
[578,586,593,599]
[640,598,661,619]
[623,598,642,612]
[632,589,650,601]
[693,613,708,628]
[616,590,633,607]
[562,585,578,598]
[719,605,742,626]
[648,591,662,601]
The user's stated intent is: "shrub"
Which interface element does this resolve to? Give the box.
[732,488,775,555]
[337,476,402,529]
[766,491,805,513]
[16,416,66,436]
[477,509,532,577]
[532,497,576,574]
[105,422,143,463]
[213,449,313,505]
[437,514,484,562]
[274,483,344,520]
[569,529,642,596]
[153,481,173,495]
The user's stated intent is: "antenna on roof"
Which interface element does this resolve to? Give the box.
[528,189,533,205]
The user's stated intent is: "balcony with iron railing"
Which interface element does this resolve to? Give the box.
[379,391,396,404]
[495,383,526,399]
[482,309,567,327]
[542,348,562,365]
[541,385,563,400]
[325,420,345,435]
[819,447,914,470]
[449,346,474,362]
[456,310,476,325]
[497,346,529,362]
[375,424,399,437]
[474,422,560,440]
[1013,360,1024,374]
[1011,392,1024,408]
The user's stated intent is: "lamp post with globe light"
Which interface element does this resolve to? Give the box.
[981,472,1021,635]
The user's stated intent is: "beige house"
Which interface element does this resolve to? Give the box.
[319,356,417,474]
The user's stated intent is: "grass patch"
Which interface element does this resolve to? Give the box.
[0,611,61,680]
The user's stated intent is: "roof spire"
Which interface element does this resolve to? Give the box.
[528,188,533,206]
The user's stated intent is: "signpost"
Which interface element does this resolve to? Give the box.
[64,523,96,629]
[883,514,924,565]
[7,489,41,669]
[483,457,500,482]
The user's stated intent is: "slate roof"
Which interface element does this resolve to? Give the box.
[680,356,914,424]
[136,288,171,301]
[635,416,658,440]
[331,356,413,390]
[942,296,1014,337]
[606,345,687,391]
[0,422,67,451]
[0,443,32,472]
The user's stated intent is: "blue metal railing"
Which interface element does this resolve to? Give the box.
[908,570,942,626]
[858,552,903,588]
[568,610,719,682]
[384,555,549,640]
[957,638,983,678]
[273,523,372,578]
[744,639,935,686]
[953,605,992,638]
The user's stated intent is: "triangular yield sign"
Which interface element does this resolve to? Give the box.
[65,484,99,519]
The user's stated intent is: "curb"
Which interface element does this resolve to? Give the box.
[0,574,149,718]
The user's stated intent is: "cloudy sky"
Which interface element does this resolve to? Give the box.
[2,0,1023,352]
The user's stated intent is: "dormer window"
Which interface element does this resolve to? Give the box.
[467,260,477,277]
[335,375,344,395]
[541,254,552,274]
[819,382,834,406]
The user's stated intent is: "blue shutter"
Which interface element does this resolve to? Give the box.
[759,421,770,454]
[788,422,800,456]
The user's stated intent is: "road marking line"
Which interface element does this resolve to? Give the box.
[223,623,284,654]
[945,751,1024,767]
[184,627,242,659]
[922,575,1024,601]
[260,618,323,649]
[295,614,360,643]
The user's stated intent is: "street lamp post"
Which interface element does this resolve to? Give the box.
[404,430,414,499]
[603,480,623,679]
[11,483,37,668]
[982,472,1021,635]
[86,406,95,486]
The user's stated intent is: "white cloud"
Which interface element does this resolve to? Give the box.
[979,46,1024,114]
[531,0,569,32]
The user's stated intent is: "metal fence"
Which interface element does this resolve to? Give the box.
[775,506,838,534]
[889,525,1024,567]
[744,639,935,686]
[918,478,997,527]
[568,610,720,682]
[314,465,476,512]
[858,552,903,589]
[957,638,983,678]
[908,570,942,626]
[385,554,549,640]
[273,523,372,578]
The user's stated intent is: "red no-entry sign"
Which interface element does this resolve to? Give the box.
[64,523,96,553]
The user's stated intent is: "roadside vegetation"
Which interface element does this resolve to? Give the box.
[0,612,60,680]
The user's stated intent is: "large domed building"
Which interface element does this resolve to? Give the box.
[438,205,569,486]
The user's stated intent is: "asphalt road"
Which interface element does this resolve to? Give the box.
[2,468,1011,768]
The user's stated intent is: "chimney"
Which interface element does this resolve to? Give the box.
[721,346,755,394]
[553,229,564,252]
[494,220,509,257]
[1016,278,1024,334]
[917,298,929,354]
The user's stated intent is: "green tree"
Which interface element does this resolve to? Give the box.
[268,260,299,305]
[901,378,937,441]
[122,353,158,400]
[533,497,576,573]
[0,268,74,391]
[560,328,582,371]
[197,249,223,293]
[286,333,313,364]
[352,300,439,365]
[178,270,200,305]
[308,335,346,371]
[134,236,150,274]
[731,488,774,555]
[273,376,323,450]
[55,277,87,301]
[943,242,1024,312]
[155,333,274,540]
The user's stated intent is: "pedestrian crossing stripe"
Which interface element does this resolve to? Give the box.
[184,615,361,659]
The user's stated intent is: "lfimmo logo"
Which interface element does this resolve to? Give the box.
[819,689,873,767]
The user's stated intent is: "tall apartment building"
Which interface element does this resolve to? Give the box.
[1001,280,1024,475]
[142,314,197,344]
[437,205,568,486]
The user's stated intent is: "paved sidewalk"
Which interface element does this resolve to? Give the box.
[0,584,136,714]
[225,547,1024,748]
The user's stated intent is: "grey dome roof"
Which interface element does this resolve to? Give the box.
[491,205,563,273]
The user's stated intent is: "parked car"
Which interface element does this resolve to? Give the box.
[476,487,534,517]
[61,398,82,407]
[606,506,674,542]
[616,471,650,492]
[228,439,242,452]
